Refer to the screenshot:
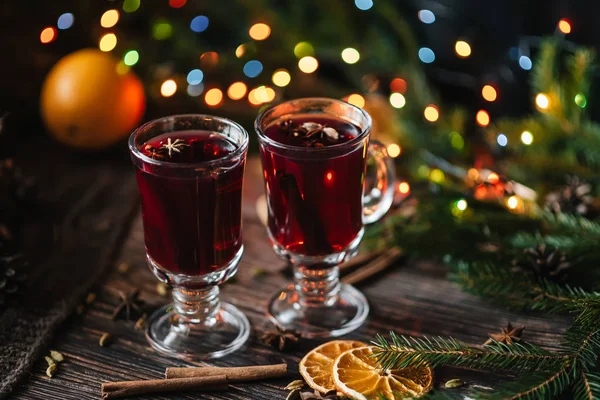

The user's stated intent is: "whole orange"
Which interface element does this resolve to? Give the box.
[40,49,145,150]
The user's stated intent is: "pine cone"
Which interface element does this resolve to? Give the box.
[513,244,573,283]
[0,253,28,309]
[545,176,594,216]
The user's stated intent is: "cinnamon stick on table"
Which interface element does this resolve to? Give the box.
[101,375,227,399]
[165,363,288,381]
[342,247,404,285]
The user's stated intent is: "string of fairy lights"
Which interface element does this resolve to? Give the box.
[38,0,582,215]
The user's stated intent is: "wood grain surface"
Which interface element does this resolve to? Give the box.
[11,159,571,400]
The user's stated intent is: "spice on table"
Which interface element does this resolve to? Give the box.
[46,364,57,378]
[285,380,305,391]
[135,313,148,330]
[156,282,168,297]
[260,326,300,351]
[251,267,270,279]
[50,350,64,363]
[45,356,55,367]
[111,288,143,321]
[85,292,96,304]
[445,378,465,389]
[165,363,288,381]
[99,332,113,347]
[341,247,404,285]
[484,321,524,346]
[300,389,340,399]
[101,375,228,399]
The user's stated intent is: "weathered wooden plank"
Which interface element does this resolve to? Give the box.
[11,158,571,399]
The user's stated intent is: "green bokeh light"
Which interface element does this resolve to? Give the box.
[294,42,314,58]
[153,20,173,40]
[123,50,139,66]
[449,131,464,150]
[123,0,140,13]
[575,93,587,108]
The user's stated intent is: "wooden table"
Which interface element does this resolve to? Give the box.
[11,156,571,400]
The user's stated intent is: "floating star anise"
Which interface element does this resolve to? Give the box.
[279,120,339,147]
[484,321,524,346]
[260,326,300,351]
[111,288,144,321]
[144,145,165,160]
[160,138,189,157]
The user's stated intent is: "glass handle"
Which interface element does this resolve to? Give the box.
[363,140,395,225]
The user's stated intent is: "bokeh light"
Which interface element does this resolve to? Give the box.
[161,79,177,97]
[200,52,219,68]
[418,10,435,24]
[99,33,117,52]
[153,20,172,40]
[227,82,248,100]
[521,131,534,145]
[249,23,271,40]
[205,88,223,107]
[389,93,406,109]
[272,69,291,87]
[40,27,56,44]
[497,133,508,147]
[487,172,500,184]
[390,78,407,93]
[482,85,497,102]
[187,83,204,97]
[190,15,209,32]
[341,48,360,64]
[57,13,74,30]
[249,86,275,105]
[235,44,245,58]
[169,0,186,8]
[575,93,587,108]
[123,50,139,66]
[429,169,445,183]
[122,0,140,13]
[507,195,519,210]
[387,144,401,158]
[398,182,410,194]
[455,199,468,211]
[558,19,572,34]
[476,110,490,126]
[243,60,263,78]
[298,56,318,73]
[101,10,119,28]
[347,94,365,108]
[186,69,204,85]
[418,47,435,63]
[535,93,550,110]
[355,0,373,11]
[424,105,439,122]
[519,56,532,70]
[294,42,314,58]
[115,61,129,76]
[450,131,464,149]
[455,40,472,58]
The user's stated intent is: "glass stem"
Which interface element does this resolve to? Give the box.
[172,286,220,325]
[293,264,341,307]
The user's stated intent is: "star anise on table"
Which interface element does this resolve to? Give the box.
[299,389,340,400]
[484,321,524,346]
[260,326,300,351]
[159,138,189,157]
[111,288,144,321]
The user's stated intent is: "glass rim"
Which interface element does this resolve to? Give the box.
[254,97,372,152]
[128,114,249,168]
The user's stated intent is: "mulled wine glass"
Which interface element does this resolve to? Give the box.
[129,114,250,360]
[255,98,395,337]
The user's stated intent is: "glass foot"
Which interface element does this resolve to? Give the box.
[146,302,250,360]
[267,283,369,338]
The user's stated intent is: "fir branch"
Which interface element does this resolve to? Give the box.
[563,326,600,369]
[572,371,600,400]
[486,367,573,400]
[373,332,568,373]
[541,212,600,237]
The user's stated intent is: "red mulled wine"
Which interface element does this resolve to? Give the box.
[136,131,244,276]
[260,116,366,256]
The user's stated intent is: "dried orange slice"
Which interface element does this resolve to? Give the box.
[299,340,367,393]
[333,346,433,399]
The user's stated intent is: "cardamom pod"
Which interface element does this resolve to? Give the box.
[99,332,112,347]
[445,378,465,389]
[50,350,64,363]
[46,364,57,378]
[286,389,301,400]
[285,380,305,391]
[251,267,269,278]
[44,356,55,367]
